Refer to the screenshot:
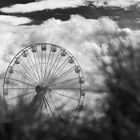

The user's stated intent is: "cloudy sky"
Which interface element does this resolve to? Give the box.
[0,0,140,106]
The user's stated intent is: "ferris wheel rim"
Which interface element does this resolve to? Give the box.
[3,43,85,119]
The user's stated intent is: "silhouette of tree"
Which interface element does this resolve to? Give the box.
[101,39,140,140]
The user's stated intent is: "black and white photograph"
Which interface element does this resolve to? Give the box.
[0,0,140,140]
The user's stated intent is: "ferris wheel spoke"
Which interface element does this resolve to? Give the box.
[28,52,41,82]
[8,90,35,100]
[54,56,70,74]
[7,77,35,87]
[42,48,47,82]
[51,95,68,115]
[13,68,36,85]
[47,55,62,83]
[52,95,74,111]
[48,57,69,83]
[42,96,51,117]
[48,92,61,116]
[51,66,75,83]
[41,48,43,81]
[20,59,36,83]
[52,59,69,78]
[34,53,41,82]
[23,95,34,104]
[39,96,45,110]
[54,61,69,76]
[43,47,52,82]
[6,87,35,90]
[22,92,36,104]
[19,59,37,84]
[36,94,44,110]
[44,96,55,117]
[46,52,55,81]
[35,50,40,73]
[52,91,78,101]
[53,87,80,90]
[27,93,42,111]
[49,77,79,87]
[46,50,61,82]
[43,47,47,82]
[26,56,39,82]
[47,50,61,77]
[28,94,39,110]
[40,99,44,111]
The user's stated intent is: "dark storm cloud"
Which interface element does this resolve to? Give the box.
[0,5,140,29]
[0,0,140,29]
[0,0,35,8]
[1,0,140,13]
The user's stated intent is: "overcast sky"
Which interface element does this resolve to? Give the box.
[0,0,140,107]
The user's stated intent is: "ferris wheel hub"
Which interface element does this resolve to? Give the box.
[35,85,52,94]
[35,85,43,93]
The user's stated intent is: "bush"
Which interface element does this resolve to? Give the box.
[101,39,140,140]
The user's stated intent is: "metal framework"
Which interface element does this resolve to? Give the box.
[3,43,85,119]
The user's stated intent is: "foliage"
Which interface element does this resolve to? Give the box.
[101,39,140,140]
[0,96,110,140]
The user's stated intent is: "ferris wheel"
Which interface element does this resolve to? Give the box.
[3,43,85,119]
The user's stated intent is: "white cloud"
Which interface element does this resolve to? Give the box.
[0,0,86,13]
[0,0,140,14]
[0,15,32,25]
[1,14,140,109]
[0,15,132,96]
[89,0,140,9]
